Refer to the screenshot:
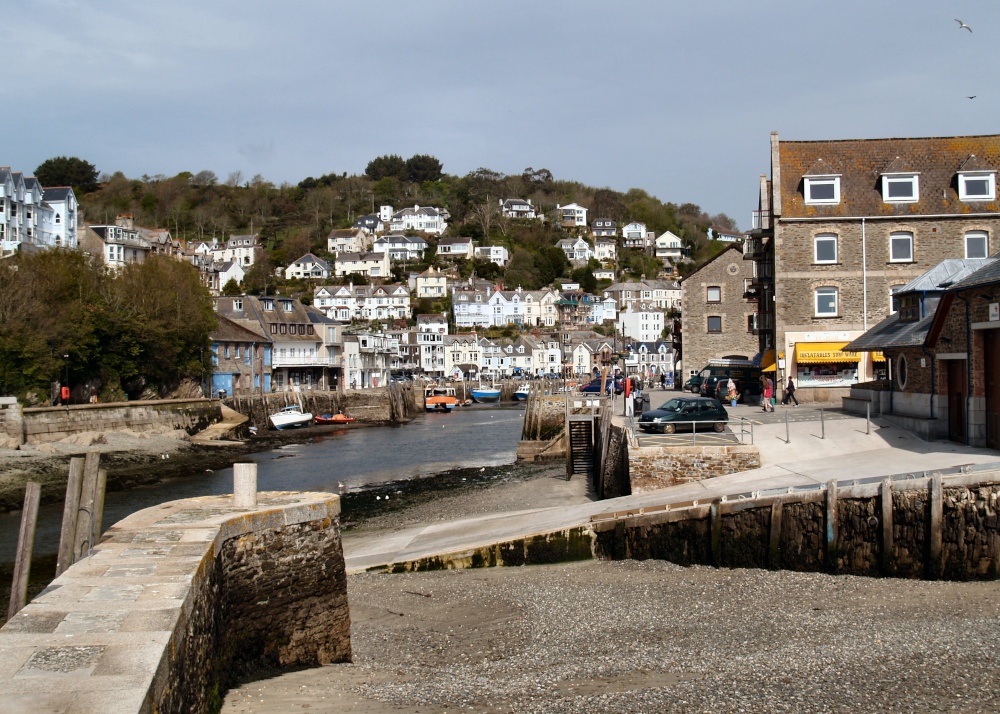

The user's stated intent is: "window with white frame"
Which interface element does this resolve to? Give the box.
[889,285,906,313]
[882,174,919,202]
[814,233,838,263]
[965,230,989,259]
[814,287,838,317]
[706,286,721,303]
[889,231,913,262]
[958,172,996,201]
[804,176,840,204]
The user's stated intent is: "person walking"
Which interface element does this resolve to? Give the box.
[761,375,774,412]
[783,376,799,406]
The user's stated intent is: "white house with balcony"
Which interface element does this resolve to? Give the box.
[452,286,493,327]
[473,244,509,266]
[436,236,474,259]
[556,237,593,263]
[617,302,665,343]
[211,234,259,266]
[654,230,684,265]
[82,223,151,269]
[500,198,537,219]
[373,234,428,262]
[444,334,482,379]
[327,227,370,255]
[284,253,332,280]
[334,250,390,278]
[40,187,78,249]
[389,205,448,235]
[314,282,411,323]
[556,203,588,228]
[622,222,651,250]
[417,313,448,377]
[594,238,617,263]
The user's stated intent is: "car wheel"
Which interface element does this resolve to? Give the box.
[661,423,675,434]
[713,422,725,433]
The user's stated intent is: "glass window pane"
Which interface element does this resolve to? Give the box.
[963,178,989,197]
[816,289,837,315]
[966,233,988,259]
[707,316,721,332]
[887,179,913,198]
[809,181,835,200]
[815,237,837,262]
[890,234,912,261]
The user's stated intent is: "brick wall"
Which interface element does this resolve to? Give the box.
[629,444,761,491]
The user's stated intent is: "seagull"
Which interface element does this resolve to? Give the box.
[955,19,972,33]
[967,96,977,99]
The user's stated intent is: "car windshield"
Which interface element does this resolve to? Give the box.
[660,399,689,413]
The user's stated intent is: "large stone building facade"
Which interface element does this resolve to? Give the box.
[680,243,758,379]
[749,132,1000,400]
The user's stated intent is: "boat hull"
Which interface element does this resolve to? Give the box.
[470,389,501,403]
[270,414,313,429]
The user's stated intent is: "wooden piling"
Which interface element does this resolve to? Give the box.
[73,451,102,562]
[880,478,894,575]
[710,499,722,567]
[55,456,86,577]
[7,482,41,620]
[92,468,108,548]
[928,473,943,579]
[768,499,783,568]
[825,480,838,571]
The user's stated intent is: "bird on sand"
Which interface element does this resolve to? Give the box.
[955,19,972,33]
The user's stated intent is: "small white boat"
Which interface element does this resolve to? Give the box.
[514,385,531,401]
[269,404,313,429]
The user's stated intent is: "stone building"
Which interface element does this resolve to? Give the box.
[748,132,1000,401]
[844,257,1000,447]
[680,243,759,381]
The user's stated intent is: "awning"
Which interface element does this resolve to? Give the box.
[761,349,776,370]
[762,363,777,372]
[795,342,857,364]
[872,351,886,362]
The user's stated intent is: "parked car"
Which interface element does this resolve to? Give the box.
[711,377,763,405]
[580,377,624,395]
[638,396,729,434]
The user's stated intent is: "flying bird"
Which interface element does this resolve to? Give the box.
[955,19,972,33]
[968,96,977,99]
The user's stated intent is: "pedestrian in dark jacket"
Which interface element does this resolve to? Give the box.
[783,377,799,406]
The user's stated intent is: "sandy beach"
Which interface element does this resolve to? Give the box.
[221,468,1000,714]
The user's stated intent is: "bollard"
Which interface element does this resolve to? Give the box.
[820,407,825,439]
[234,462,258,509]
[866,402,871,435]
[785,409,790,444]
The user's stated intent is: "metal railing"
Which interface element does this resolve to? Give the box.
[635,417,754,445]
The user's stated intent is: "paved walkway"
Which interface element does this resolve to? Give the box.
[343,400,1000,573]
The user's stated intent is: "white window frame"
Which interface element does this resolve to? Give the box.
[889,285,906,314]
[889,231,914,263]
[706,286,721,303]
[882,174,919,203]
[814,287,838,317]
[803,176,841,205]
[814,233,838,264]
[958,172,996,202]
[965,230,989,259]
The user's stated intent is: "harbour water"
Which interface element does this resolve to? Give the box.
[0,405,525,566]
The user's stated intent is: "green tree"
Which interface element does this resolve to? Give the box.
[365,154,408,181]
[406,154,443,183]
[35,156,100,193]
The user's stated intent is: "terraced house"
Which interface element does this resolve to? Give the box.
[748,132,1000,401]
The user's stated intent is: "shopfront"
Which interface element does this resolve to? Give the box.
[794,342,858,388]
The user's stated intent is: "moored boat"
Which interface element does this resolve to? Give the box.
[269,404,313,429]
[470,385,502,403]
[514,384,531,401]
[425,386,459,412]
[314,413,356,425]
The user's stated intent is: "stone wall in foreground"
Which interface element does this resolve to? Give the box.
[628,443,761,492]
[0,490,350,714]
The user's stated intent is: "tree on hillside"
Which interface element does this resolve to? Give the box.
[34,156,99,193]
[406,154,443,183]
[365,154,408,182]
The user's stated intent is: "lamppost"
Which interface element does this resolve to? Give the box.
[62,354,70,405]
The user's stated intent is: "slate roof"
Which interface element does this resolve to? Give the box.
[898,258,994,292]
[947,255,1000,290]
[843,312,935,352]
[211,314,266,343]
[777,134,1000,218]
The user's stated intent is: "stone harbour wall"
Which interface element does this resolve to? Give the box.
[591,473,1000,581]
[628,444,762,492]
[0,490,350,714]
[19,399,221,445]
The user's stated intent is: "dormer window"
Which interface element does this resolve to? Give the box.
[804,176,840,204]
[882,174,919,203]
[958,172,996,201]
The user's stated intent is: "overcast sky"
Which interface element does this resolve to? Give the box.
[9,1,998,228]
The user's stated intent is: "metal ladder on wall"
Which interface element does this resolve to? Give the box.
[567,418,595,478]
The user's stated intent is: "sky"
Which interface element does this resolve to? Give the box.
[8,1,999,228]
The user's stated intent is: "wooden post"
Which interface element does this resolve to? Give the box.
[880,478,894,575]
[55,456,86,577]
[825,480,838,572]
[768,499,783,569]
[710,499,722,567]
[91,468,108,548]
[72,451,102,562]
[7,482,41,620]
[928,473,943,579]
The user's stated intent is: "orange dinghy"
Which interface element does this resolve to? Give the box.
[315,413,356,425]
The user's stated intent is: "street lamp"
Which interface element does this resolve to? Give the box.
[62,354,70,405]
